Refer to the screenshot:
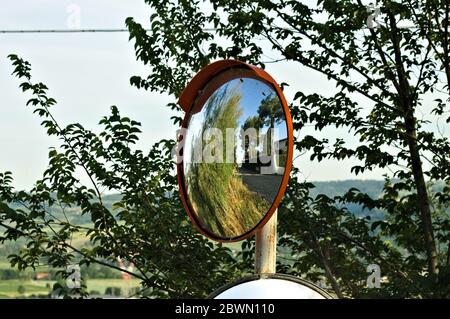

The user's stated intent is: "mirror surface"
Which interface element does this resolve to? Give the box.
[213,279,327,299]
[182,77,288,239]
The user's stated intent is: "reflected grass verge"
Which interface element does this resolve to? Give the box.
[189,167,270,238]
[185,82,271,238]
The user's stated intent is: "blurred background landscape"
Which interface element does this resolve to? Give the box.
[1,180,387,298]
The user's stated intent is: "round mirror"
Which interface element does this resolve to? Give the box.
[178,65,292,241]
[208,274,333,299]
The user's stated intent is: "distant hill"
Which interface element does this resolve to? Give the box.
[7,193,123,226]
[310,179,385,221]
[4,180,388,226]
[310,179,385,198]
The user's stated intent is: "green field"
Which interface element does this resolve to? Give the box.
[0,256,141,299]
[0,279,51,298]
[0,278,141,299]
[85,278,141,296]
[0,260,11,270]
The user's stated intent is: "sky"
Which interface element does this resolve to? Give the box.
[0,0,389,191]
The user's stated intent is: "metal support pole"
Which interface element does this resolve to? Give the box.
[255,209,277,274]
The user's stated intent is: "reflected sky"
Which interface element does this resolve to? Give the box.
[239,79,287,137]
[183,77,287,168]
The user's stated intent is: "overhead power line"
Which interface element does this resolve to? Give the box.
[0,29,135,34]
[0,28,219,34]
[0,24,422,35]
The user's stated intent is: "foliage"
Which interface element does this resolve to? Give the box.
[17,285,25,295]
[124,0,450,298]
[0,55,246,298]
[1,0,450,298]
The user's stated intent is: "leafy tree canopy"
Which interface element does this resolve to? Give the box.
[1,0,450,298]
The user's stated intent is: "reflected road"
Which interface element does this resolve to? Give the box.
[237,168,283,201]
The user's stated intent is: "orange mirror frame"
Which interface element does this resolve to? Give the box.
[177,59,294,242]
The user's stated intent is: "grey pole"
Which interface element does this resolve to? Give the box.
[255,209,277,274]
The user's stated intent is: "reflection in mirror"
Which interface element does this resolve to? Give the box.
[213,279,327,299]
[183,77,288,239]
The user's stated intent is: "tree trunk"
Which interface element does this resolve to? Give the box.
[447,243,450,266]
[404,113,439,276]
[387,12,439,277]
[269,116,275,155]
[312,236,344,298]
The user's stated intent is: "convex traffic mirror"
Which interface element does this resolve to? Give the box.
[209,274,333,299]
[177,60,293,241]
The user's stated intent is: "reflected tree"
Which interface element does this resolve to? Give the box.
[257,94,284,155]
